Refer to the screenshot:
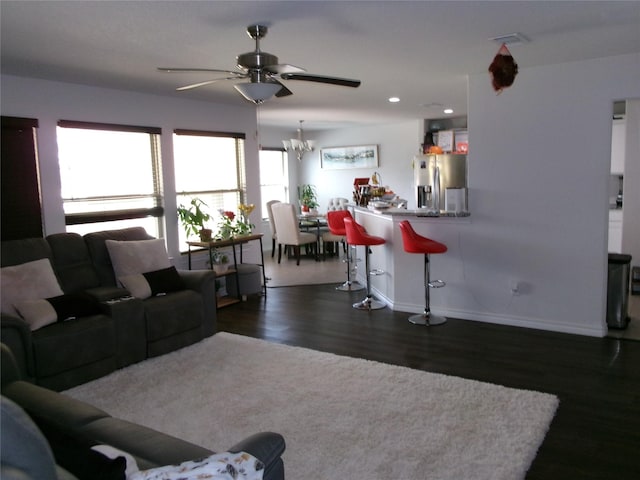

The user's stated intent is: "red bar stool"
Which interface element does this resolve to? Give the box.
[344,217,386,310]
[398,220,447,326]
[325,210,364,292]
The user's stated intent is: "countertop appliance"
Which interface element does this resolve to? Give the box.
[414,154,467,211]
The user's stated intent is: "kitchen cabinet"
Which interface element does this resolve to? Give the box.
[611,117,625,175]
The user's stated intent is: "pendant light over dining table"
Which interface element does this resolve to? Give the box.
[283,120,315,161]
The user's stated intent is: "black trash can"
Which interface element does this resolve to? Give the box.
[607,253,632,329]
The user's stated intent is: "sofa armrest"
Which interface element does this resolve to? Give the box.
[177,269,217,337]
[177,269,216,293]
[84,286,131,303]
[98,297,146,368]
[1,343,24,386]
[228,432,286,480]
[1,315,34,381]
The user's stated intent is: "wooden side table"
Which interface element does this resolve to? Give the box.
[187,233,266,308]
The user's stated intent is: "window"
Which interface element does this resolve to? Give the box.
[259,148,288,219]
[173,129,246,251]
[56,121,163,237]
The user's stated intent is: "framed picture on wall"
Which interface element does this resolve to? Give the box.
[321,145,379,170]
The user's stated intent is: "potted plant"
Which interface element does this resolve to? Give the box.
[299,184,319,213]
[210,249,229,274]
[177,197,212,241]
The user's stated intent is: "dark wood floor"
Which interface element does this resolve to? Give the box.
[217,285,640,480]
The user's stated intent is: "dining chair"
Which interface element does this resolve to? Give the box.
[326,197,350,211]
[271,202,317,265]
[323,210,364,291]
[321,198,350,257]
[266,200,281,258]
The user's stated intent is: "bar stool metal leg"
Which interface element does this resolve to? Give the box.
[336,243,364,292]
[353,246,386,310]
[408,253,447,325]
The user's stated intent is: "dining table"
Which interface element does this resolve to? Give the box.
[297,213,327,260]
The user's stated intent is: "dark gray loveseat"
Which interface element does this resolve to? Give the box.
[1,344,286,479]
[1,227,217,391]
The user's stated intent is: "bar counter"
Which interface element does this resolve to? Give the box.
[351,206,471,315]
[359,206,471,218]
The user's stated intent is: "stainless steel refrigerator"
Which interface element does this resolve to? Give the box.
[414,154,467,211]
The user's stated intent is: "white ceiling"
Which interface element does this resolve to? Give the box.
[1,1,639,130]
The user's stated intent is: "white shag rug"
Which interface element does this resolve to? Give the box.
[65,333,558,480]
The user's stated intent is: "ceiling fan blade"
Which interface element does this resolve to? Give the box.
[176,77,241,91]
[264,63,306,75]
[280,73,361,88]
[158,67,243,76]
[272,79,293,98]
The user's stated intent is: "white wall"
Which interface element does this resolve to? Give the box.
[622,100,640,267]
[463,53,640,336]
[282,53,640,337]
[268,120,423,209]
[1,75,260,267]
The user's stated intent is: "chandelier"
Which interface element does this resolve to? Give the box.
[282,120,315,161]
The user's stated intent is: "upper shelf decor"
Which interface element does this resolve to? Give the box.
[489,43,519,93]
[321,145,379,170]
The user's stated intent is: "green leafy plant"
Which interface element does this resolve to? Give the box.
[211,249,228,265]
[299,184,319,210]
[177,197,212,239]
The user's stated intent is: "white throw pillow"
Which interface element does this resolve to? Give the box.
[91,445,140,478]
[105,239,171,279]
[129,451,264,480]
[0,258,64,317]
[117,274,153,299]
[13,299,58,331]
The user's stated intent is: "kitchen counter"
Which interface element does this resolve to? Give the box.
[358,205,471,218]
[351,207,471,315]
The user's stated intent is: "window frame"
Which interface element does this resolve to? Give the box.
[56,120,164,228]
[173,128,247,251]
[259,147,289,220]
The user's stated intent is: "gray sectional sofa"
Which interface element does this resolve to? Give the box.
[1,227,217,391]
[1,344,286,480]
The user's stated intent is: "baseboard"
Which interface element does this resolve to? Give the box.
[384,293,606,338]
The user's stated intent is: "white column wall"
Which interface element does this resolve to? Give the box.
[465,53,640,336]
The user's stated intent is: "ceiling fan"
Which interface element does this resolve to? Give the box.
[158,24,361,104]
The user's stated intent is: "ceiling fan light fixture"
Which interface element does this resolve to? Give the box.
[234,82,281,104]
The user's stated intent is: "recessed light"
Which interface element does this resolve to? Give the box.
[388,97,400,103]
[444,108,454,114]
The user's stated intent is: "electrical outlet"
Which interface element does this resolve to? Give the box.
[510,280,521,296]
